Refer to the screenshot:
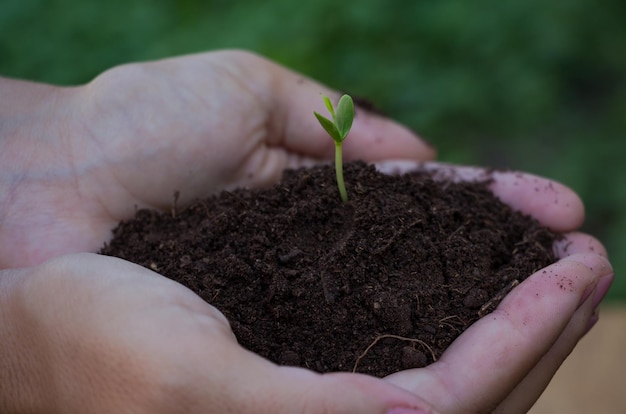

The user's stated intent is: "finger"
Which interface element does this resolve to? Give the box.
[554,233,612,311]
[173,337,438,414]
[553,233,612,319]
[493,269,613,413]
[253,54,436,162]
[554,232,608,258]
[272,370,439,414]
[374,161,584,232]
[383,253,610,414]
[491,232,612,412]
[485,170,583,233]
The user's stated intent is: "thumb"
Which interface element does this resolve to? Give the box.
[208,355,437,414]
[244,50,436,162]
[286,87,436,162]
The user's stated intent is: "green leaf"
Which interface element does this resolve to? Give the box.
[335,94,354,141]
[314,112,341,142]
[322,95,335,119]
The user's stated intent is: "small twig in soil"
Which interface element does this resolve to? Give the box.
[353,334,437,373]
[171,191,180,218]
[319,270,336,304]
[478,279,520,317]
[438,315,465,332]
[335,219,356,254]
[373,218,422,255]
[446,221,470,241]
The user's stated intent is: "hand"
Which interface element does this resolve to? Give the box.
[0,169,611,414]
[0,50,435,268]
[0,253,437,413]
[377,162,613,413]
[0,51,612,413]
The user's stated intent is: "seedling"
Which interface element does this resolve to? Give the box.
[314,94,354,203]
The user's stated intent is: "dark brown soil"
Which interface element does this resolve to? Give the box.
[100,161,559,377]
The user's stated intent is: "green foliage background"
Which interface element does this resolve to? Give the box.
[2,0,624,298]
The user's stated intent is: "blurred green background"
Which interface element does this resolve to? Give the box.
[1,0,624,298]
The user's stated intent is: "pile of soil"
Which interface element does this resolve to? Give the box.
[100,161,558,377]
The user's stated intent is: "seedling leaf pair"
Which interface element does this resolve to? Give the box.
[314,95,354,144]
[314,94,355,203]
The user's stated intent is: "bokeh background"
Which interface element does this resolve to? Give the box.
[1,0,624,298]
[2,1,626,411]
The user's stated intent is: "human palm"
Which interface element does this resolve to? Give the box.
[0,50,433,268]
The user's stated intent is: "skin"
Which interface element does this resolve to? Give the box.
[0,50,613,413]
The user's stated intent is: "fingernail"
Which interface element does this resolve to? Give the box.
[386,407,432,414]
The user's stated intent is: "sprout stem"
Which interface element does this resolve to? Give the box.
[314,93,353,203]
[335,142,348,203]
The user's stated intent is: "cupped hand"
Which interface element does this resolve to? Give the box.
[0,253,436,414]
[0,50,435,268]
[1,164,612,414]
[0,50,613,413]
[377,162,613,413]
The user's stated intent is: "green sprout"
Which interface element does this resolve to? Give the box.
[314,94,354,203]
